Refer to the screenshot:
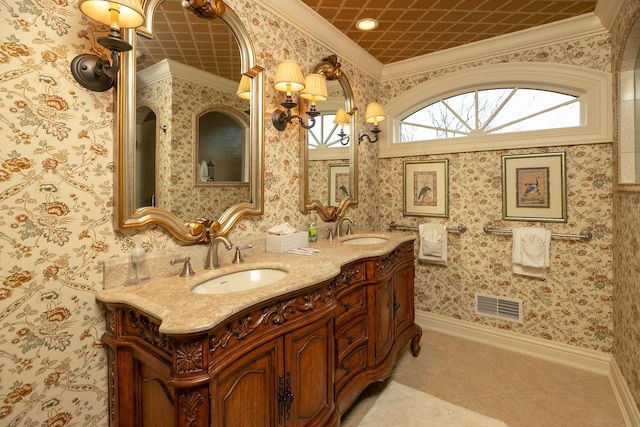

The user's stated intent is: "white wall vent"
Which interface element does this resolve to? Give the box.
[475,293,522,323]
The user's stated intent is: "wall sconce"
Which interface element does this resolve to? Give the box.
[358,102,386,144]
[334,108,351,145]
[71,0,145,92]
[272,60,328,131]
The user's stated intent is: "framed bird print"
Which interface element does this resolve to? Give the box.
[403,159,449,217]
[328,163,350,206]
[501,152,567,222]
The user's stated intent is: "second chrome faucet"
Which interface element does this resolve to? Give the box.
[205,236,233,269]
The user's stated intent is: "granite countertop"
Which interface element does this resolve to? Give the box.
[96,232,415,335]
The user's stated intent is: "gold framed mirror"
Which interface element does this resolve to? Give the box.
[299,55,357,221]
[115,0,264,243]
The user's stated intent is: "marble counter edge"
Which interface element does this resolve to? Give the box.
[96,233,416,335]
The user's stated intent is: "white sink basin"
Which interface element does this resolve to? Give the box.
[192,268,288,294]
[342,236,388,245]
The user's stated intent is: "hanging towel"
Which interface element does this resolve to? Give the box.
[199,161,209,182]
[418,223,447,265]
[512,227,551,279]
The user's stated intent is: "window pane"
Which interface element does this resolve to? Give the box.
[399,87,581,142]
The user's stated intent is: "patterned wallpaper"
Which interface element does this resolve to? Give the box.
[0,0,634,424]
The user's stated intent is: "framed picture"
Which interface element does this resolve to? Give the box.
[328,163,350,206]
[501,152,567,222]
[403,159,449,217]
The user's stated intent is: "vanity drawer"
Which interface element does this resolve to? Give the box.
[336,286,367,325]
[336,345,367,387]
[336,314,368,359]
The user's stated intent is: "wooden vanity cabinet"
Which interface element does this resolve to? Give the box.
[100,240,421,426]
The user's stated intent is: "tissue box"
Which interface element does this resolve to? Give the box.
[266,231,308,253]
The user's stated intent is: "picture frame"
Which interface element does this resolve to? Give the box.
[501,152,567,222]
[328,163,350,206]
[403,159,449,217]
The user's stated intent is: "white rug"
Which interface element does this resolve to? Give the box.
[357,381,509,427]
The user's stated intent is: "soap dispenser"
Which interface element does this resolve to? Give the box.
[307,210,318,243]
[125,235,151,286]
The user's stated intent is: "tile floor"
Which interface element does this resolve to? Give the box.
[340,329,626,427]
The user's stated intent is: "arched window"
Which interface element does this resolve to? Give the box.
[379,63,611,157]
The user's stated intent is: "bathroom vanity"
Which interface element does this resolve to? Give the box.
[97,235,421,426]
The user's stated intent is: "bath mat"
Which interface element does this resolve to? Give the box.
[357,381,509,427]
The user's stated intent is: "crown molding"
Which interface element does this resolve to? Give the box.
[251,0,384,80]
[381,13,608,81]
[253,0,613,83]
[137,58,237,93]
[595,0,624,30]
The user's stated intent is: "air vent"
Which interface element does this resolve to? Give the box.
[475,293,522,322]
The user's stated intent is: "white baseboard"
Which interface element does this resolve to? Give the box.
[415,311,640,426]
[609,357,640,427]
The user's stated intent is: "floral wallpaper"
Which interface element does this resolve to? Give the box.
[0,0,634,425]
[611,0,640,412]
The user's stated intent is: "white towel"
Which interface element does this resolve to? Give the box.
[418,224,447,265]
[512,227,551,279]
[199,161,208,182]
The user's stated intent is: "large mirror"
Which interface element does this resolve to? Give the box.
[116,0,264,243]
[620,15,640,186]
[299,56,358,221]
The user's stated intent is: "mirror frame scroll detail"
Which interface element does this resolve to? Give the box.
[115,0,265,243]
[300,55,358,221]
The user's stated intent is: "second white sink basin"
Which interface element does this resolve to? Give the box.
[342,236,388,245]
[192,268,288,295]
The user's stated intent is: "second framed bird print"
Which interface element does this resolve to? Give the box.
[328,163,350,206]
[403,159,449,217]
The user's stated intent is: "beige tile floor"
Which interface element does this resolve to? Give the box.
[341,330,626,427]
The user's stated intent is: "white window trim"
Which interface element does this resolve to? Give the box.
[378,63,612,158]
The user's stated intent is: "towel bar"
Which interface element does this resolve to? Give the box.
[483,225,592,240]
[389,221,467,233]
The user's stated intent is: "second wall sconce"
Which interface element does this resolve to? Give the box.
[358,102,386,143]
[272,60,328,131]
[71,0,145,92]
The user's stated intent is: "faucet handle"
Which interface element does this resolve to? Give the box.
[170,257,195,277]
[232,244,253,264]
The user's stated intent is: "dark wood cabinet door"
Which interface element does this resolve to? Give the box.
[212,339,282,427]
[284,316,334,427]
[371,276,394,364]
[394,262,415,335]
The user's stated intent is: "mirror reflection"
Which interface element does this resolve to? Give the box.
[116,0,264,242]
[300,56,358,221]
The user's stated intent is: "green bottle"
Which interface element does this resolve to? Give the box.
[307,210,318,243]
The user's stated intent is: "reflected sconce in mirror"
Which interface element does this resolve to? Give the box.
[334,108,351,145]
[71,0,145,92]
[272,60,328,131]
[236,75,251,100]
[358,102,386,144]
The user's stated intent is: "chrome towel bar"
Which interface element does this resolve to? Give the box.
[389,221,467,233]
[483,225,592,240]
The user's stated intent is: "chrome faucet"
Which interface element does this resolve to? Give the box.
[334,217,356,238]
[205,236,233,269]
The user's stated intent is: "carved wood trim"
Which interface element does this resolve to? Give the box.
[176,340,204,374]
[209,282,335,355]
[127,310,174,355]
[106,345,116,423]
[178,390,205,427]
[339,263,363,286]
[374,243,414,277]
